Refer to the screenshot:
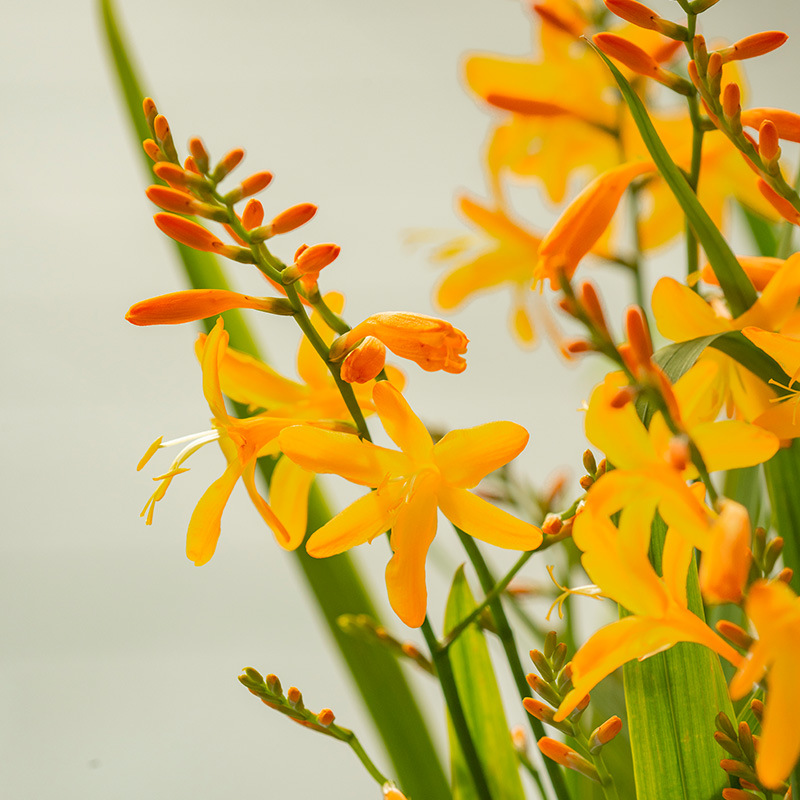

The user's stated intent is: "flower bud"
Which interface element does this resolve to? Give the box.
[316,708,335,727]
[242,198,265,229]
[523,698,575,735]
[382,784,408,800]
[722,789,762,800]
[270,202,318,235]
[340,337,386,384]
[765,536,784,574]
[224,171,274,205]
[588,716,622,752]
[211,148,245,182]
[538,737,600,781]
[715,620,755,650]
[154,213,225,252]
[188,137,210,174]
[142,97,158,134]
[266,674,283,696]
[757,179,800,225]
[603,0,688,41]
[542,514,563,536]
[286,686,303,710]
[721,759,759,783]
[759,120,781,163]
[717,31,789,63]
[143,138,165,162]
[529,650,555,682]
[526,673,561,706]
[741,108,800,143]
[152,162,209,193]
[714,730,744,758]
[153,114,178,162]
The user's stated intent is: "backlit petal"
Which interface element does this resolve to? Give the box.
[201,318,230,422]
[241,459,292,548]
[437,485,542,550]
[186,459,242,566]
[692,419,778,472]
[435,421,529,488]
[373,382,433,462]
[268,456,315,551]
[652,277,731,341]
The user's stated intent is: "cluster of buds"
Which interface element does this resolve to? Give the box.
[337,614,434,675]
[238,668,338,735]
[524,632,621,783]
[716,709,791,798]
[578,448,606,492]
[750,525,791,583]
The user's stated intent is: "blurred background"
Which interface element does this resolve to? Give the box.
[3,1,800,797]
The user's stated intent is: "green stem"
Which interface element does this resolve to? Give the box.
[571,727,620,800]
[517,750,548,798]
[309,289,351,335]
[341,729,391,785]
[441,550,534,650]
[455,530,572,800]
[685,94,705,284]
[421,617,493,800]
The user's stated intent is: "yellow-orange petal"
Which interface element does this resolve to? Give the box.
[305,483,404,558]
[434,421,529,488]
[201,318,230,422]
[741,107,800,143]
[186,459,242,566]
[661,529,694,609]
[341,337,386,384]
[652,277,731,341]
[373,381,433,462]
[127,290,270,326]
[737,253,800,330]
[691,419,779,472]
[385,474,440,627]
[267,456,314,551]
[698,500,751,605]
[437,485,542,551]
[240,458,293,547]
[536,161,654,288]
[279,426,410,486]
[742,327,800,377]
[195,333,307,409]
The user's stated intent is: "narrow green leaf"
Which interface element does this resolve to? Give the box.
[764,443,800,594]
[623,516,734,800]
[100,2,449,794]
[740,204,780,258]
[589,44,757,317]
[445,566,526,800]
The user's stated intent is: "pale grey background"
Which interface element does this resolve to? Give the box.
[3,1,799,798]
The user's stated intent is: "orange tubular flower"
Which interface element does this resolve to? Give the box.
[535,161,654,288]
[125,289,289,326]
[741,107,800,143]
[137,318,329,563]
[553,503,743,721]
[279,381,542,627]
[729,580,800,789]
[330,313,468,374]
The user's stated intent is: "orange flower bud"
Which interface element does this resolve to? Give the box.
[184,156,201,175]
[717,31,788,63]
[722,82,741,119]
[589,716,623,751]
[382,784,408,800]
[316,708,335,727]
[625,304,653,368]
[340,336,386,383]
[741,107,800,143]
[331,313,468,374]
[707,51,723,79]
[716,619,755,650]
[538,737,599,780]
[722,790,762,800]
[146,185,197,215]
[778,566,794,583]
[212,148,245,182]
[152,162,208,192]
[154,213,224,252]
[757,179,800,225]
[563,338,594,355]
[295,242,340,275]
[188,137,209,173]
[241,171,273,196]
[542,514,563,536]
[578,281,609,337]
[142,97,158,133]
[286,686,302,708]
[693,35,709,73]
[269,202,318,235]
[594,32,660,76]
[603,0,687,41]
[536,161,654,288]
[759,120,781,162]
[700,500,752,605]
[484,94,569,116]
[125,289,289,326]
[242,199,265,229]
[153,114,178,162]
[143,138,164,162]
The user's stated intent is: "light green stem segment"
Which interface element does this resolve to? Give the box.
[99,2,449,795]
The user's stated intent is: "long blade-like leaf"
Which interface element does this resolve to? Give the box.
[589,43,757,317]
[99,2,449,795]
[623,516,734,799]
[445,566,526,800]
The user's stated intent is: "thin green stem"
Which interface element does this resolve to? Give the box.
[685,94,705,284]
[441,550,534,650]
[571,726,620,800]
[341,729,391,785]
[309,291,351,335]
[421,617,493,800]
[455,530,572,800]
[792,762,800,800]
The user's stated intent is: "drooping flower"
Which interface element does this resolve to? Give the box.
[138,318,342,564]
[330,313,468,374]
[729,579,800,789]
[553,503,743,720]
[279,381,542,626]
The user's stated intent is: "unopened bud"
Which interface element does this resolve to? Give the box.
[526,673,561,706]
[529,650,555,682]
[765,536,784,573]
[722,789,763,800]
[544,631,558,659]
[579,475,594,490]
[564,338,594,355]
[716,711,738,739]
[382,783,408,800]
[603,0,688,41]
[718,31,789,64]
[721,759,758,783]
[691,0,721,10]
[523,698,575,735]
[212,148,245,182]
[759,120,782,165]
[715,620,755,650]
[242,667,263,684]
[588,716,622,752]
[153,114,179,163]
[266,673,283,696]
[557,662,573,692]
[154,213,224,252]
[538,737,600,782]
[723,83,741,120]
[242,199,265,230]
[143,138,165,162]
[596,458,607,476]
[188,137,210,174]
[750,698,764,723]
[582,449,597,476]
[224,171,274,204]
[317,708,335,727]
[296,242,340,275]
[542,514,563,536]
[152,162,209,193]
[578,281,610,336]
[714,730,743,758]
[694,35,709,74]
[263,202,318,237]
[287,686,304,710]
[777,566,793,583]
[757,179,800,225]
[552,642,568,672]
[142,97,158,133]
[511,725,527,754]
[626,304,653,366]
[738,721,755,763]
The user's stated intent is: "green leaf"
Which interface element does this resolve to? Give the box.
[623,516,735,800]
[100,2,449,795]
[764,442,800,595]
[740,204,780,258]
[445,566,526,800]
[589,44,757,317]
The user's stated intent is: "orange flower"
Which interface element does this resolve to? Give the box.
[330,313,468,374]
[730,580,800,789]
[279,381,541,626]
